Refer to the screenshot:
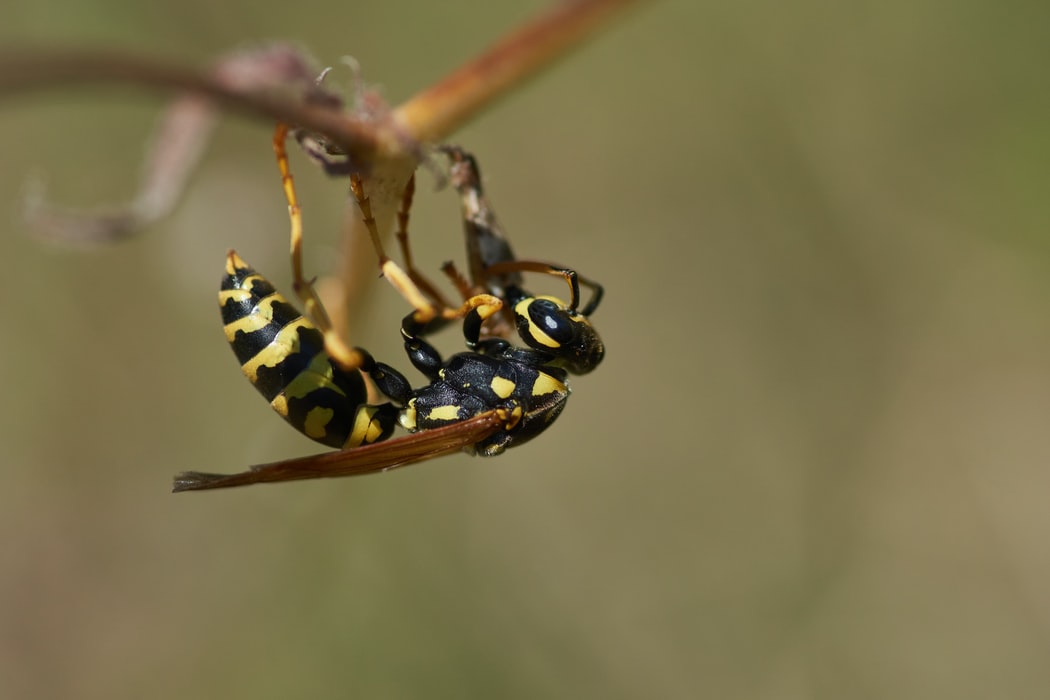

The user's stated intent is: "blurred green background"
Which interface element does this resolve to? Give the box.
[2,1,1049,698]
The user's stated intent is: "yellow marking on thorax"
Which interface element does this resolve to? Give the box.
[425,405,462,422]
[531,371,567,398]
[490,375,516,399]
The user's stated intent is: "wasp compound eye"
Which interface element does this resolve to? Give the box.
[529,299,577,346]
[514,297,604,375]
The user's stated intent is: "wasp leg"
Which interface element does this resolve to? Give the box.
[457,295,505,349]
[394,174,457,312]
[456,293,556,367]
[481,260,603,316]
[273,124,318,316]
[440,260,474,301]
[273,123,365,372]
[349,173,464,334]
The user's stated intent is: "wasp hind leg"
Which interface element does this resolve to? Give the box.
[273,123,370,373]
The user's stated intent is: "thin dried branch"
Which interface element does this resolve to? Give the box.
[0,46,390,162]
[16,44,381,244]
[25,92,216,244]
[394,0,647,142]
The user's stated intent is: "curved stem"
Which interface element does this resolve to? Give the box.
[0,48,384,163]
[393,0,647,143]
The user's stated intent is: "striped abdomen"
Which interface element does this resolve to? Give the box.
[219,251,397,449]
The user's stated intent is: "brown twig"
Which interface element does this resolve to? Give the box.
[394,0,646,143]
[0,48,388,163]
[0,0,646,165]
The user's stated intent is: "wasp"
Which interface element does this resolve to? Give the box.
[172,142,603,491]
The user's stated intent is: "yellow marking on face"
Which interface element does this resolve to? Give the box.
[303,406,335,440]
[515,299,560,349]
[239,317,313,380]
[531,371,567,398]
[425,405,462,422]
[490,375,516,399]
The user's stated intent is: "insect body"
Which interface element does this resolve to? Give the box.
[172,140,605,491]
[172,252,573,490]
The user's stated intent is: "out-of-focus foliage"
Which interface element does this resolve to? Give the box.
[1,1,1048,698]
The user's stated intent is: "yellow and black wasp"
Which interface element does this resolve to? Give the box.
[173,141,603,491]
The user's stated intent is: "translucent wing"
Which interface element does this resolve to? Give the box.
[172,410,504,492]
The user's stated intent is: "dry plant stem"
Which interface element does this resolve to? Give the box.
[0,48,388,164]
[393,0,647,142]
